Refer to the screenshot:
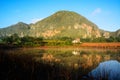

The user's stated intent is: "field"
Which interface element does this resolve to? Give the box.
[78,42,120,48]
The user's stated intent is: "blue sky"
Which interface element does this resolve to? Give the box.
[0,0,120,31]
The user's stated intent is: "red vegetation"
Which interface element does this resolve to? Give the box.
[79,43,120,48]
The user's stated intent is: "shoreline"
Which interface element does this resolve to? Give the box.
[0,42,120,49]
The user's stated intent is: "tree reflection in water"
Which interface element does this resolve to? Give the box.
[88,60,120,80]
[0,49,120,80]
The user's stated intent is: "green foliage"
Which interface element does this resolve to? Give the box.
[1,35,44,47]
[92,37,106,42]
[58,37,73,45]
[106,36,117,42]
[1,35,73,47]
[81,38,92,42]
[81,36,120,42]
[44,39,72,46]
[20,36,44,47]
[1,34,120,48]
[116,35,120,42]
[2,33,21,44]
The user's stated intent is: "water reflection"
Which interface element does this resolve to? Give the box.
[89,60,120,80]
[72,51,80,55]
[0,48,120,80]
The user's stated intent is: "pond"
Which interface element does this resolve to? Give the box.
[88,60,120,80]
[0,48,120,80]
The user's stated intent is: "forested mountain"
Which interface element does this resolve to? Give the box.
[0,11,119,39]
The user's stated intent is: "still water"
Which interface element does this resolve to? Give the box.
[88,60,120,80]
[0,48,120,80]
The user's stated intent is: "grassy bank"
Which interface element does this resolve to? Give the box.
[0,42,120,49]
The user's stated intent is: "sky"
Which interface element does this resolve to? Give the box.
[0,0,120,31]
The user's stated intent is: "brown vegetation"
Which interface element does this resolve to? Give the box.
[79,42,120,48]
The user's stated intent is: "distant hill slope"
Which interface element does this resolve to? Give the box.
[0,22,30,37]
[0,10,119,38]
[110,29,120,37]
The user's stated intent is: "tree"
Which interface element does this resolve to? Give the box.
[92,37,106,42]
[106,36,116,42]
[81,38,92,42]
[116,35,120,42]
[2,33,20,44]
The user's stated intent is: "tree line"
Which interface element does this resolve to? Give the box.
[0,34,72,47]
[81,36,120,42]
[0,34,120,47]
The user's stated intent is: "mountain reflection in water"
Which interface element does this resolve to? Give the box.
[88,60,120,80]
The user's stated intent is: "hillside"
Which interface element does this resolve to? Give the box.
[0,22,30,37]
[0,10,119,39]
[29,11,100,38]
[110,29,120,37]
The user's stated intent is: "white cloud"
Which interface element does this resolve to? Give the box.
[31,18,43,23]
[92,8,101,15]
